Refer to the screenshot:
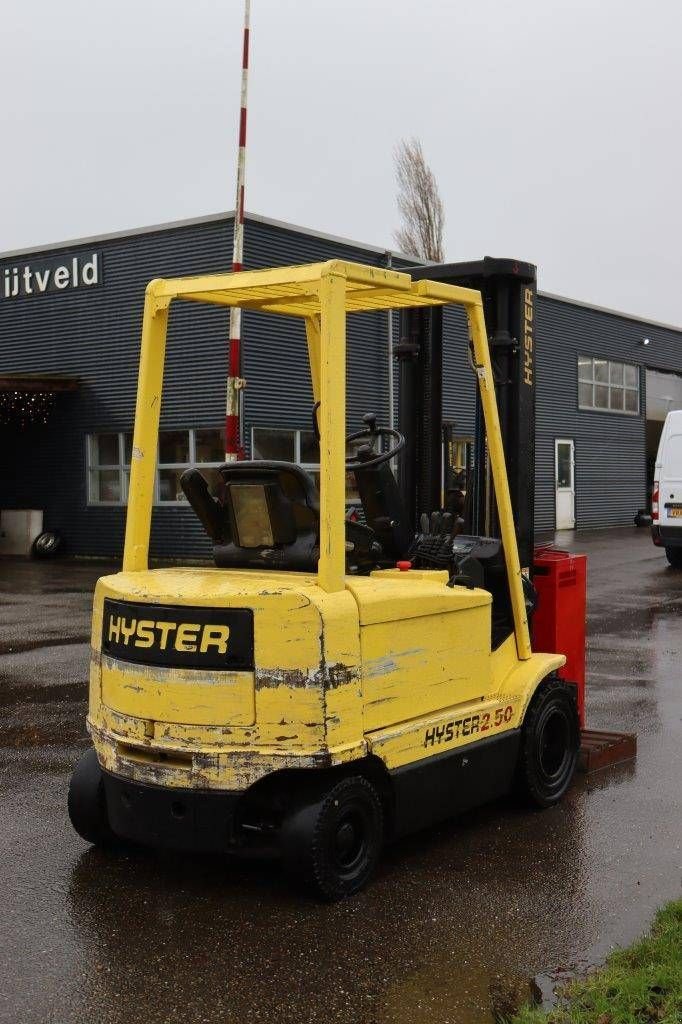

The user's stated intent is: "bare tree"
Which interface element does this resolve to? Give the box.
[393,138,445,262]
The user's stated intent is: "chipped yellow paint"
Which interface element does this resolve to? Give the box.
[88,568,365,788]
[345,573,490,625]
[359,604,492,731]
[100,657,256,727]
[88,565,562,791]
[366,652,565,771]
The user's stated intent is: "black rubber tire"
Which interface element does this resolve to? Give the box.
[31,530,63,559]
[280,775,384,901]
[665,547,682,569]
[68,748,118,847]
[515,678,579,808]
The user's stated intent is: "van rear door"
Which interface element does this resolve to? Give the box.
[659,412,682,525]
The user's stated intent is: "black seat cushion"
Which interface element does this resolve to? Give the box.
[181,461,381,574]
[181,461,320,572]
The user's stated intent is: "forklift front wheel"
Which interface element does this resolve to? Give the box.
[280,775,384,901]
[68,748,118,847]
[515,678,579,808]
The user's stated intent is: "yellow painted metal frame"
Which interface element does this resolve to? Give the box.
[123,260,531,660]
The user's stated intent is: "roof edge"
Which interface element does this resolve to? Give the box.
[0,210,420,265]
[1,211,679,333]
[538,289,682,337]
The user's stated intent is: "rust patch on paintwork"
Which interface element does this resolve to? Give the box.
[254,661,359,691]
[255,667,311,690]
[107,743,334,791]
[326,662,358,689]
[193,752,221,773]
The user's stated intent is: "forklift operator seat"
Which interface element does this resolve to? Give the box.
[181,462,321,572]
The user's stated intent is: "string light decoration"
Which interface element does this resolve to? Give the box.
[0,390,56,428]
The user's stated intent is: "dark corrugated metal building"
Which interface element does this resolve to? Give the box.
[1,211,681,558]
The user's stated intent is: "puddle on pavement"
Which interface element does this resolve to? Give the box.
[0,635,90,656]
[0,680,87,706]
[0,717,85,750]
[590,596,682,636]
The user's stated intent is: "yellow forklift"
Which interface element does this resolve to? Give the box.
[68,260,579,899]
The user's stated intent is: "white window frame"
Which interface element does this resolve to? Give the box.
[87,429,224,506]
[251,426,319,477]
[250,425,386,506]
[578,355,640,415]
[87,433,128,506]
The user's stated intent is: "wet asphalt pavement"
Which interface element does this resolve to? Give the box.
[0,530,681,1024]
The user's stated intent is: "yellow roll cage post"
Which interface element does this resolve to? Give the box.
[122,260,531,660]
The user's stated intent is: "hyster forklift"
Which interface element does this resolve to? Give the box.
[68,260,579,900]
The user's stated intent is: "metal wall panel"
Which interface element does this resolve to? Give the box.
[2,215,682,557]
[0,216,404,559]
[535,295,682,531]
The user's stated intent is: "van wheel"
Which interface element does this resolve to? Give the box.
[665,547,682,568]
[281,776,383,901]
[515,678,579,808]
[68,748,118,847]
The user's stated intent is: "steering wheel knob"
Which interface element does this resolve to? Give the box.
[343,411,406,472]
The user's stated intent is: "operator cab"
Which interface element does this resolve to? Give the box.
[181,411,407,575]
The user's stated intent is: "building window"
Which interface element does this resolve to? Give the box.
[578,356,640,414]
[251,427,320,489]
[88,433,127,503]
[251,426,403,504]
[87,428,224,505]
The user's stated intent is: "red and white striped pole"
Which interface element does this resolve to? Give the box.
[225,0,251,461]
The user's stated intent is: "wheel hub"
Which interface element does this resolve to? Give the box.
[334,813,365,868]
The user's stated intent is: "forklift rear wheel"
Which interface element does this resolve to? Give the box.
[515,678,579,808]
[281,775,384,901]
[68,748,118,847]
[665,547,682,568]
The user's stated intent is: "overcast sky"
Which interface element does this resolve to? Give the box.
[1,0,681,324]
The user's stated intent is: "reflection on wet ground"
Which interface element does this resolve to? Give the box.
[1,532,681,1024]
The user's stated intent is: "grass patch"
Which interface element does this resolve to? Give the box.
[511,899,682,1024]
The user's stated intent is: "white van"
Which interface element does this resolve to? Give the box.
[652,409,682,567]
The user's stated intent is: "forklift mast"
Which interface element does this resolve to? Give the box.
[397,257,537,569]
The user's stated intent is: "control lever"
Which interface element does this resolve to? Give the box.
[362,411,379,436]
[447,574,475,590]
[410,510,459,568]
[357,414,379,461]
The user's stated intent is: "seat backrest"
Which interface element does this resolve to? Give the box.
[181,462,320,572]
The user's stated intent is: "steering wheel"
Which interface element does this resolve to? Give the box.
[312,406,406,471]
[346,413,406,470]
